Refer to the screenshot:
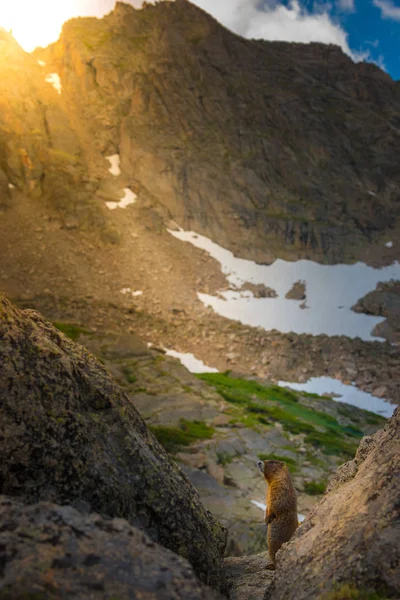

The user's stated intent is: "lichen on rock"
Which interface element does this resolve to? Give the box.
[0,495,223,600]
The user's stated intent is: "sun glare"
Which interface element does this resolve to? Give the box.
[0,0,121,52]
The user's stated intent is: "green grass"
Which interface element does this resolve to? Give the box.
[122,366,137,384]
[322,583,390,600]
[53,322,91,342]
[150,419,215,454]
[257,453,297,473]
[304,480,327,495]
[304,431,357,458]
[305,451,325,468]
[365,414,387,426]
[197,373,361,459]
[216,452,236,466]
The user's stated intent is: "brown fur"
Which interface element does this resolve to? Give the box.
[258,459,298,567]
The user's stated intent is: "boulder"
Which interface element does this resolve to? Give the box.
[0,496,223,600]
[285,280,306,301]
[0,295,226,591]
[239,283,278,299]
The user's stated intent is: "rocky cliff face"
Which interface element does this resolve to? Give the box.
[1,1,399,265]
[0,295,227,592]
[0,28,101,229]
[33,0,400,263]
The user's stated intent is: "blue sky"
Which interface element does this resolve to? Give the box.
[1,0,399,80]
[303,0,400,78]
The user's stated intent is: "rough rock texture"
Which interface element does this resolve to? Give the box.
[268,407,400,600]
[31,0,400,264]
[225,552,274,600]
[0,295,227,591]
[0,496,222,600]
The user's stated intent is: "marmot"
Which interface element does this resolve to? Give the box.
[257,459,298,567]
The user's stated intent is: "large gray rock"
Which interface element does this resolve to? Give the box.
[0,295,226,591]
[267,407,400,599]
[0,496,223,600]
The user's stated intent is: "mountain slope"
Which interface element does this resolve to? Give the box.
[33,0,400,263]
[0,2,399,412]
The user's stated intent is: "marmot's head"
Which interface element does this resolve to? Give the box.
[257,459,286,482]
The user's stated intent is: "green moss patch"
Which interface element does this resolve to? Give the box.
[322,583,389,600]
[150,419,215,454]
[53,322,91,342]
[122,366,137,384]
[216,452,235,466]
[304,480,327,495]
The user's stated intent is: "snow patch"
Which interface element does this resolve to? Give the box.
[164,348,219,374]
[385,241,393,248]
[168,228,400,342]
[45,73,62,94]
[251,500,267,511]
[121,288,143,297]
[106,154,121,177]
[37,60,46,67]
[106,188,136,210]
[278,376,394,418]
[251,500,305,523]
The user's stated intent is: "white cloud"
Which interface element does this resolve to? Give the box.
[337,0,355,11]
[365,39,380,48]
[193,0,360,60]
[373,0,400,20]
[371,53,387,71]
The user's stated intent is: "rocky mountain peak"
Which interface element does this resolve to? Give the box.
[37,0,400,263]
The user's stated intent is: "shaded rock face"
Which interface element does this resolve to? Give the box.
[268,407,400,600]
[27,0,400,264]
[0,295,226,591]
[0,496,222,600]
